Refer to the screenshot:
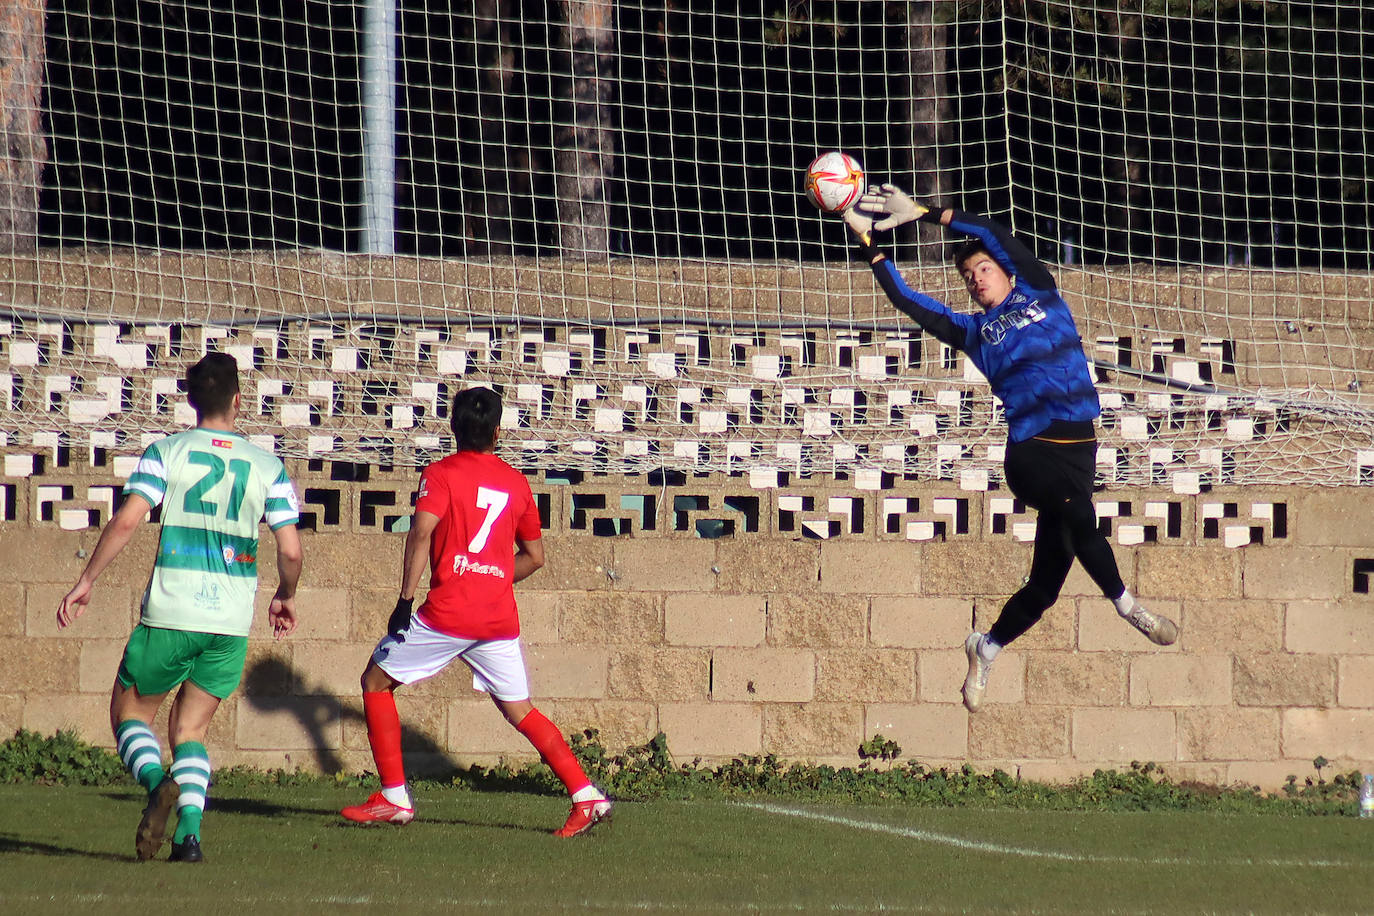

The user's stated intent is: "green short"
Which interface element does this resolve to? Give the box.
[117,624,249,699]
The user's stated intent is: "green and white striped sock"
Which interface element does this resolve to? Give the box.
[114,720,164,794]
[170,742,211,843]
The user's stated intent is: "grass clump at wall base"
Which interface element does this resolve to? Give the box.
[2,727,1363,815]
[0,729,127,785]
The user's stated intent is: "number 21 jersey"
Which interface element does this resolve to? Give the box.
[124,428,299,636]
[414,451,543,640]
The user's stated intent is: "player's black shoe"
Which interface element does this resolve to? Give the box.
[169,835,204,863]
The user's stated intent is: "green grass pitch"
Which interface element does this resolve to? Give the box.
[1,784,1370,914]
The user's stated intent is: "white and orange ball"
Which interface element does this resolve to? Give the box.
[804,151,865,213]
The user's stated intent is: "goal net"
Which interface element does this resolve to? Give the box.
[6,0,1372,489]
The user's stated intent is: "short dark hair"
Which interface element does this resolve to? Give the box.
[186,352,240,418]
[952,239,990,271]
[451,386,502,451]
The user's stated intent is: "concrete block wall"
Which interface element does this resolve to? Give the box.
[3,464,1373,789]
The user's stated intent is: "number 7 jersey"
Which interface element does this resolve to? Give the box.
[413,451,543,640]
[123,428,300,636]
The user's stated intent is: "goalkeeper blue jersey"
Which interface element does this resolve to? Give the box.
[870,210,1100,443]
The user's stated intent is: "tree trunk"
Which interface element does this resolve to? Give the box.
[0,0,49,253]
[904,0,950,262]
[555,0,618,259]
[469,0,514,255]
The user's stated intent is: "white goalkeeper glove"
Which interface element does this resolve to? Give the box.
[856,183,929,231]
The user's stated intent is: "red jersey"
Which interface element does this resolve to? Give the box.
[413,450,542,640]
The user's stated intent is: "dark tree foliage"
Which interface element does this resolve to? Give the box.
[35,0,1373,267]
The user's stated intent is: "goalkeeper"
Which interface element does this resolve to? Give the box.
[844,186,1178,713]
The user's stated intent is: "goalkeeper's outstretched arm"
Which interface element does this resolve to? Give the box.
[841,206,978,353]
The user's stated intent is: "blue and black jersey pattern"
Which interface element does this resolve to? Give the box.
[867,210,1100,443]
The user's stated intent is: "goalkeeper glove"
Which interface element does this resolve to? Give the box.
[856,183,929,231]
[388,596,414,638]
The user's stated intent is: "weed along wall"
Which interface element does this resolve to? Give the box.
[4,465,1374,789]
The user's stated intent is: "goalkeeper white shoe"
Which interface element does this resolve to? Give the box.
[962,633,993,713]
[1123,604,1179,646]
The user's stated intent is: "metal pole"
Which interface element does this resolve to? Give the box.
[362,0,396,254]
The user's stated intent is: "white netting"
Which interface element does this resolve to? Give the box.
[3,1,1371,487]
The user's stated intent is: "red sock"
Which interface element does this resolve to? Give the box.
[516,708,591,795]
[363,691,407,790]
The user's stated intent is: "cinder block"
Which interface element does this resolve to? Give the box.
[526,645,609,699]
[921,542,1029,596]
[711,648,814,702]
[1179,599,1282,652]
[538,699,657,752]
[664,594,766,647]
[1025,653,1127,707]
[657,702,760,756]
[1285,600,1374,653]
[1072,708,1177,762]
[766,594,866,648]
[0,638,80,692]
[1339,657,1374,707]
[1137,547,1239,598]
[714,540,821,595]
[607,647,710,701]
[236,694,343,750]
[819,541,920,595]
[27,583,134,639]
[919,648,1025,706]
[762,703,863,758]
[22,693,111,746]
[561,592,662,646]
[1282,708,1374,759]
[865,703,968,759]
[516,591,560,645]
[1161,761,1231,786]
[1289,489,1374,547]
[611,538,717,592]
[1225,759,1324,792]
[293,642,369,698]
[254,587,349,641]
[447,699,532,755]
[870,596,972,648]
[0,694,21,738]
[534,535,617,591]
[968,706,1069,759]
[815,649,915,702]
[0,588,19,637]
[1129,655,1231,707]
[0,529,86,584]
[241,641,298,697]
[79,640,125,693]
[1078,598,1182,652]
[1233,654,1336,707]
[1242,548,1350,600]
[1178,708,1279,760]
[350,587,395,641]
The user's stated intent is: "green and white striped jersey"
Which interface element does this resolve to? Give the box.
[123,427,300,637]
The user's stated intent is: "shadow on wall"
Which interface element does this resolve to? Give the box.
[241,657,462,780]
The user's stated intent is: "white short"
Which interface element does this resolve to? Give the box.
[371,613,530,701]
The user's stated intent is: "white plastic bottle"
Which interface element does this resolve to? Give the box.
[1361,773,1374,819]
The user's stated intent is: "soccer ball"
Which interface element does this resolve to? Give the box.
[804,151,865,213]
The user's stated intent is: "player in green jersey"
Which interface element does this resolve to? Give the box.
[57,352,303,863]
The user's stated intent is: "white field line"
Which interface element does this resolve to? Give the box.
[739,801,1369,869]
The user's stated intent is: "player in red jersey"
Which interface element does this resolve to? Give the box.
[341,387,611,837]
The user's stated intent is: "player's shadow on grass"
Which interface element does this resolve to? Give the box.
[0,833,129,862]
[240,657,562,797]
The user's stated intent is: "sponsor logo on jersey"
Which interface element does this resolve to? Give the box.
[194,578,221,610]
[417,477,429,499]
[980,297,1046,346]
[452,553,506,579]
[221,546,256,565]
[212,438,233,448]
